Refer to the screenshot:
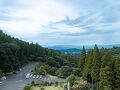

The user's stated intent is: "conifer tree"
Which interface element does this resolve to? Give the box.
[79,46,86,72]
[114,59,120,89]
[99,66,113,90]
[100,47,105,58]
[99,50,113,90]
[83,50,93,82]
[101,51,111,68]
[91,44,101,89]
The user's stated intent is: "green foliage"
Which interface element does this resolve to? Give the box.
[23,84,31,90]
[31,81,35,85]
[81,45,120,90]
[62,54,79,67]
[0,30,60,74]
[67,74,77,86]
[34,54,77,77]
[48,67,57,76]
[82,51,93,81]
[72,68,81,76]
[114,59,120,89]
[79,46,86,71]
[99,66,113,90]
[101,51,111,68]
[56,66,73,78]
[46,57,60,67]
[1,30,120,90]
[0,70,2,77]
[92,45,101,81]
[33,64,50,75]
[0,43,20,72]
[98,50,113,90]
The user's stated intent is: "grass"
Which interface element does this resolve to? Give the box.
[31,86,39,90]
[47,74,58,78]
[31,86,64,90]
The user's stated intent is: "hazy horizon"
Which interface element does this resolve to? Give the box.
[0,0,120,46]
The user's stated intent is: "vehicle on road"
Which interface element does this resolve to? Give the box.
[36,75,39,79]
[29,74,33,78]
[0,76,6,81]
[33,75,36,79]
[39,75,42,79]
[26,73,30,79]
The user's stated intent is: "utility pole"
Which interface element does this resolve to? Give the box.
[67,81,70,90]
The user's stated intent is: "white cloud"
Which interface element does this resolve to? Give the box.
[0,20,40,38]
[0,0,120,45]
[42,23,86,34]
[0,0,79,38]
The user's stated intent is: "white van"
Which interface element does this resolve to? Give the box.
[33,75,36,79]
[26,73,30,79]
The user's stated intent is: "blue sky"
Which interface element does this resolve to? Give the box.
[0,0,120,46]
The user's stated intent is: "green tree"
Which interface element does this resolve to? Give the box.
[56,66,73,78]
[79,46,86,73]
[67,74,77,86]
[101,51,111,68]
[91,44,101,89]
[0,70,2,77]
[34,64,50,75]
[83,51,93,82]
[99,66,112,90]
[114,59,120,89]
[0,30,62,75]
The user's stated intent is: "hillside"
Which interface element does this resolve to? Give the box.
[0,30,59,74]
[0,30,120,90]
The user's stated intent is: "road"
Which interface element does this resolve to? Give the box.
[0,62,38,90]
[0,62,65,90]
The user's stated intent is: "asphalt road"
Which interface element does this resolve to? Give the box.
[0,62,65,90]
[0,62,38,90]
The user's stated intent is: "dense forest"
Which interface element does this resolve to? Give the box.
[30,45,120,90]
[0,30,120,90]
[0,30,63,75]
[78,45,120,90]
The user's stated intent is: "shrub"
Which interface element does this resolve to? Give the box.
[23,84,31,90]
[31,81,35,85]
[67,74,77,86]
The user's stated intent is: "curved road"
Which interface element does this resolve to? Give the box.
[0,62,38,90]
[0,62,65,90]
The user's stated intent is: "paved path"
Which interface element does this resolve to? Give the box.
[0,62,65,90]
[0,62,38,90]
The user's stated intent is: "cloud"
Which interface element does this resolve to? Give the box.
[0,0,120,45]
[0,0,79,37]
[43,11,120,36]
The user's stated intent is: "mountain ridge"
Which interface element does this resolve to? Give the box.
[47,44,120,50]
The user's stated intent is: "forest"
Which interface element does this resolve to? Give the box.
[0,30,120,90]
[0,30,60,74]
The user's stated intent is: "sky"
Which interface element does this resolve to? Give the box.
[0,0,120,46]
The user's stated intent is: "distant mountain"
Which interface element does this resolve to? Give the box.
[61,48,80,52]
[47,44,120,50]
[99,44,120,48]
[60,48,81,53]
[47,45,92,54]
[47,44,120,54]
[47,45,83,50]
